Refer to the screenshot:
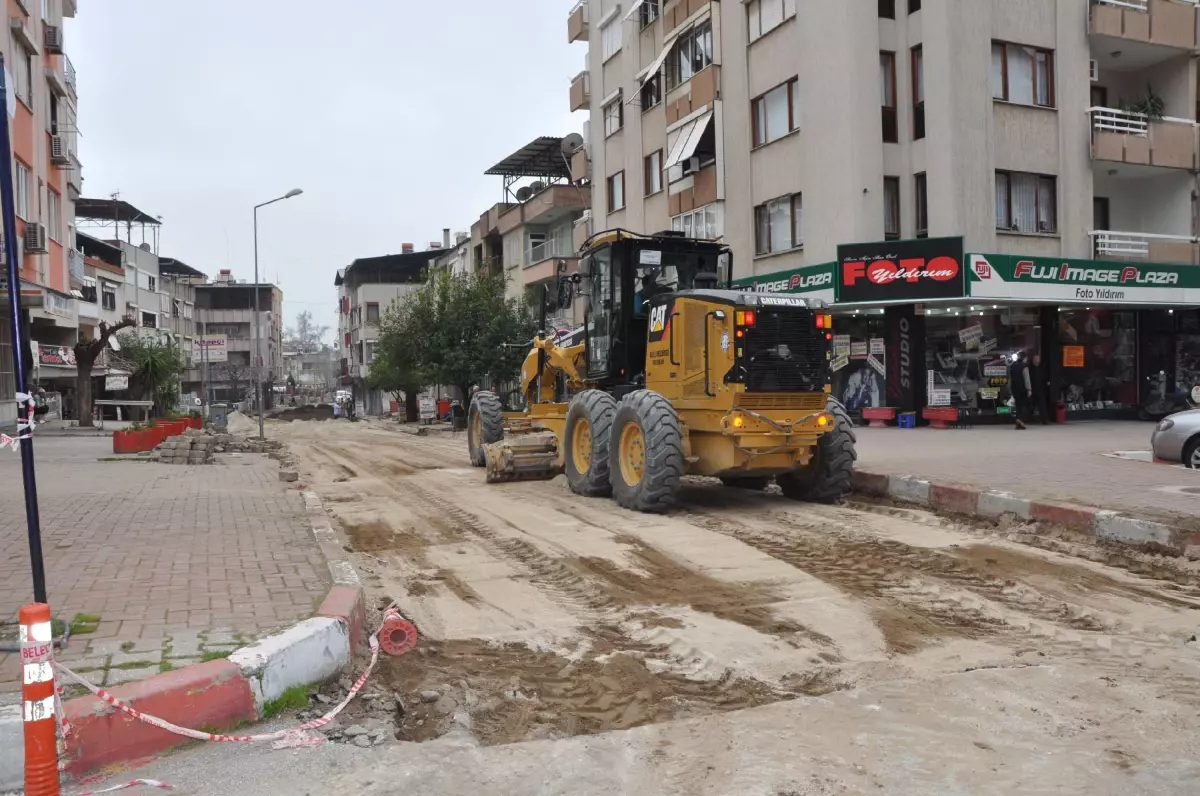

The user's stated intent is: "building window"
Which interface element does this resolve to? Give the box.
[364,342,375,363]
[640,0,659,28]
[366,302,380,323]
[914,173,928,237]
[601,17,622,62]
[667,21,713,90]
[991,42,1054,108]
[754,193,803,255]
[102,284,117,311]
[879,0,895,18]
[13,161,28,220]
[672,204,722,240]
[884,177,900,240]
[11,46,30,107]
[911,46,925,140]
[880,52,898,143]
[644,150,663,195]
[908,0,921,12]
[640,74,662,110]
[751,78,798,147]
[47,190,61,242]
[147,275,157,292]
[603,93,624,136]
[996,171,1056,234]
[141,311,157,329]
[607,171,626,213]
[747,0,796,43]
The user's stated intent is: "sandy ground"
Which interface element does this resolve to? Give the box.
[82,418,1200,794]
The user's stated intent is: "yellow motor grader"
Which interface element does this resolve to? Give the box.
[466,229,855,513]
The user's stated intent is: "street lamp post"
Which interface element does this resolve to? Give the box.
[253,188,303,439]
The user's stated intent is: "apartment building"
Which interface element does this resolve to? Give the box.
[335,246,442,414]
[0,0,82,426]
[192,272,283,405]
[470,136,592,327]
[569,0,1200,422]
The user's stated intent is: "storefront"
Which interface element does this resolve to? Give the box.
[737,237,1200,423]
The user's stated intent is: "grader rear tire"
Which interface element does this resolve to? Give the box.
[467,391,505,467]
[609,390,684,513]
[564,390,618,496]
[778,399,856,504]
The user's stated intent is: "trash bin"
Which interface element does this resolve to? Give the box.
[210,403,229,430]
[898,412,917,429]
[1055,401,1067,424]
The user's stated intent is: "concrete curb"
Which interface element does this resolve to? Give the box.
[0,488,366,787]
[852,469,1197,557]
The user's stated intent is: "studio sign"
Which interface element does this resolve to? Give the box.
[837,237,966,303]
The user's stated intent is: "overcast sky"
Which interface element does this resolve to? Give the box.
[70,0,581,340]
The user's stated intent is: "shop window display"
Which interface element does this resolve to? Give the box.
[1176,310,1200,396]
[1058,309,1136,411]
[830,316,886,415]
[924,308,1040,415]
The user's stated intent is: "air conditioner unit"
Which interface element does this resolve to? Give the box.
[681,156,701,175]
[24,222,48,253]
[50,135,69,165]
[1089,59,1099,82]
[44,25,63,53]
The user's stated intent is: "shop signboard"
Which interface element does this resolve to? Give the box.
[37,344,75,368]
[1062,345,1085,368]
[731,262,836,304]
[197,335,228,364]
[105,374,129,391]
[958,324,983,349]
[837,237,965,304]
[850,341,868,359]
[969,254,1200,305]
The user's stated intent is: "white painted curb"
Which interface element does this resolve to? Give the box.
[977,491,1032,520]
[886,475,931,505]
[229,616,350,713]
[0,703,21,793]
[1093,513,1173,548]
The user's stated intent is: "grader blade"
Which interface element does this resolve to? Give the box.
[484,435,561,483]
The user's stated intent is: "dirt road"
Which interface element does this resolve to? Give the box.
[272,418,1200,793]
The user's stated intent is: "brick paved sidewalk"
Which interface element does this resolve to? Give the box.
[0,438,327,695]
[856,420,1199,526]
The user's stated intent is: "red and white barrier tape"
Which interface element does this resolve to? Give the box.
[52,606,416,750]
[73,779,172,795]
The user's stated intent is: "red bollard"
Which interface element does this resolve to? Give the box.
[20,603,60,796]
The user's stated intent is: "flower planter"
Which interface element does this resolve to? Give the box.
[112,429,139,455]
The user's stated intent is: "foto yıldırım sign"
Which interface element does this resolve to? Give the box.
[837,236,965,304]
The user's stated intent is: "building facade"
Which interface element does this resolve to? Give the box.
[192,272,283,406]
[0,0,82,427]
[570,0,1200,422]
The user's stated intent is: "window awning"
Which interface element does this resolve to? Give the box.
[623,0,644,21]
[663,111,713,170]
[637,33,677,83]
[599,88,621,108]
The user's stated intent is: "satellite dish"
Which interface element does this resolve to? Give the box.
[530,180,546,194]
[561,133,584,155]
[516,186,533,202]
[138,242,152,251]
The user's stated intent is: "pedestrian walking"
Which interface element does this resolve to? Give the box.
[1009,351,1032,430]
[1029,351,1050,424]
[333,399,342,420]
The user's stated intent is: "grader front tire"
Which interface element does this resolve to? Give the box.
[564,390,618,497]
[467,391,505,467]
[609,390,684,513]
[778,399,856,504]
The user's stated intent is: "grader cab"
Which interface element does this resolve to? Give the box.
[467,229,855,513]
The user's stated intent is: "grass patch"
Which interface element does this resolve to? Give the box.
[111,660,156,671]
[200,650,232,662]
[159,659,174,673]
[69,613,102,635]
[262,685,309,720]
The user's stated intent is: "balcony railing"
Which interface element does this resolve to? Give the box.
[1090,0,1199,51]
[64,55,76,95]
[1089,106,1198,169]
[525,240,576,267]
[568,0,588,43]
[1090,230,1198,264]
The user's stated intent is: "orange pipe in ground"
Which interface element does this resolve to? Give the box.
[20,602,60,796]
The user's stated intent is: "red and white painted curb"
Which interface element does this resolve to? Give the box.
[852,470,1200,559]
[1,491,367,790]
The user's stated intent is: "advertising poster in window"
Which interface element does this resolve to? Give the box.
[837,236,965,303]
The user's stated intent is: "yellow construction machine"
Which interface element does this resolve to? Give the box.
[466,229,855,513]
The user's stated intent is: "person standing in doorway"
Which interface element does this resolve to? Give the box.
[1029,352,1050,424]
[1009,351,1031,430]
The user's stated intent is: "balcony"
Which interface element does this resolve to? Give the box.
[522,185,591,226]
[1090,230,1199,264]
[1089,0,1198,69]
[1090,107,1198,169]
[523,243,580,285]
[570,146,589,183]
[64,54,76,96]
[568,0,588,43]
[570,71,591,112]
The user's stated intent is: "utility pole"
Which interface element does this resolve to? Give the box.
[252,189,302,439]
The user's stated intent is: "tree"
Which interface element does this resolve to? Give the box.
[283,310,329,354]
[73,317,136,427]
[117,332,187,415]
[218,360,252,402]
[420,268,534,408]
[368,297,428,421]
